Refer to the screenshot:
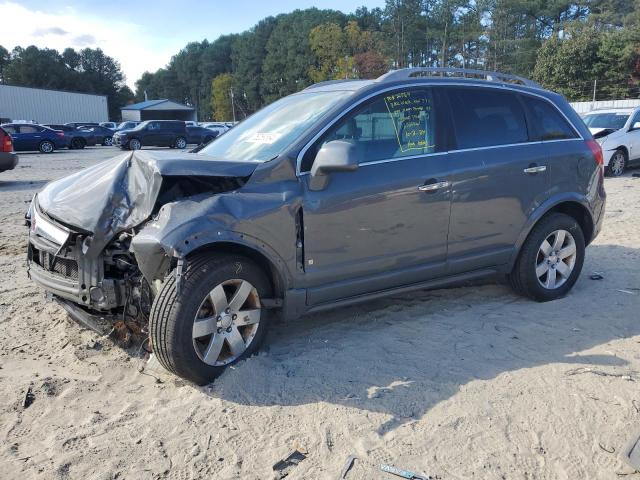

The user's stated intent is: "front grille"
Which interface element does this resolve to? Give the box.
[33,247,79,279]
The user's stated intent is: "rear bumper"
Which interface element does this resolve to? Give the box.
[0,152,18,172]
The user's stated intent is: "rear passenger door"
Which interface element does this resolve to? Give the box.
[15,125,42,151]
[445,87,548,274]
[522,94,582,192]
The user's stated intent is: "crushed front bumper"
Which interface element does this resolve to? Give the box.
[27,204,127,311]
[52,295,117,335]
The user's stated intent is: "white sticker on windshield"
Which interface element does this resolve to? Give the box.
[247,132,279,144]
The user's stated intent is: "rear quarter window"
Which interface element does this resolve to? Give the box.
[524,96,578,141]
[447,87,528,149]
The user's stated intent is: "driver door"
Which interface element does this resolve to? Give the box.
[300,87,452,306]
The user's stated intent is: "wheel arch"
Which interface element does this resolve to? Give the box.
[511,197,595,268]
[185,241,286,301]
[38,139,54,152]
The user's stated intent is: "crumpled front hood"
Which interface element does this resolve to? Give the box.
[37,150,258,255]
[589,127,622,142]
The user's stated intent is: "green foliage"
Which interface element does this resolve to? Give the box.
[211,73,234,121]
[0,45,133,119]
[5,2,640,121]
[533,21,640,101]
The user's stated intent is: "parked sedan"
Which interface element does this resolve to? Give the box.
[582,107,640,176]
[44,124,97,149]
[0,126,19,171]
[0,123,66,153]
[78,125,115,146]
[186,125,218,145]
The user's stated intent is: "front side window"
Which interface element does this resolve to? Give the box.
[147,122,161,131]
[302,88,437,172]
[3,125,17,134]
[525,96,578,141]
[448,87,528,149]
[20,125,40,134]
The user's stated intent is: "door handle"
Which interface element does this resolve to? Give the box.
[418,181,450,192]
[523,165,547,174]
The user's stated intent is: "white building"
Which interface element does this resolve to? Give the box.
[0,84,108,124]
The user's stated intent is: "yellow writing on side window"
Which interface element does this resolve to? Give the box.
[384,91,435,153]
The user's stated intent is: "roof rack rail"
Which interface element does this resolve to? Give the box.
[376,67,542,89]
[303,79,364,91]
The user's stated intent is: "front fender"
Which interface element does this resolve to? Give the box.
[130,200,293,287]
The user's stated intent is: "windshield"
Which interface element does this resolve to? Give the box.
[583,113,630,130]
[198,90,353,162]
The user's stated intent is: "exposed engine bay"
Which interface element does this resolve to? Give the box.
[26,150,255,343]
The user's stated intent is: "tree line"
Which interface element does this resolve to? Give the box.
[2,1,639,122]
[0,45,134,120]
[137,0,640,121]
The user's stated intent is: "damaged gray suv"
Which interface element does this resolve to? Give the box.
[26,68,606,384]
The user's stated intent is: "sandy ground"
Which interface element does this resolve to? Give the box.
[1,147,639,480]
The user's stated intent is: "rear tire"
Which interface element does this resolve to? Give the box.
[175,136,187,149]
[508,213,585,302]
[606,149,626,177]
[39,140,54,154]
[102,136,113,146]
[150,254,272,385]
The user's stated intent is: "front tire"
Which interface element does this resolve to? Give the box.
[70,137,85,149]
[128,138,141,150]
[606,149,626,177]
[508,213,585,302]
[102,136,113,146]
[39,140,54,154]
[150,254,272,385]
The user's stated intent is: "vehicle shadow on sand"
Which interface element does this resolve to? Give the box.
[205,243,640,434]
[0,179,48,192]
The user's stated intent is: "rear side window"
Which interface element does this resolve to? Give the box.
[302,87,438,171]
[525,96,578,141]
[448,88,528,149]
[20,125,41,133]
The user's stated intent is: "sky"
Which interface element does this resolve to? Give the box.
[0,0,386,90]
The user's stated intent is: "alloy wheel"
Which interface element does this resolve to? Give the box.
[610,152,625,176]
[192,279,262,366]
[176,138,187,149]
[535,229,577,289]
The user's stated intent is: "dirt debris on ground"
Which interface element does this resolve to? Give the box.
[1,148,639,479]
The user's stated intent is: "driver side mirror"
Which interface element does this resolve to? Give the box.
[309,140,360,191]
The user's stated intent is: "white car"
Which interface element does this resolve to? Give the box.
[582,108,640,176]
[201,122,230,136]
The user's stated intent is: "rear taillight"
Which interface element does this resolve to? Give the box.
[586,139,604,171]
[1,133,12,153]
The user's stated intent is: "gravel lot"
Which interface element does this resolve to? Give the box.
[1,147,640,479]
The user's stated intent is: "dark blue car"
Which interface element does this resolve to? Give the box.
[0,123,67,153]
